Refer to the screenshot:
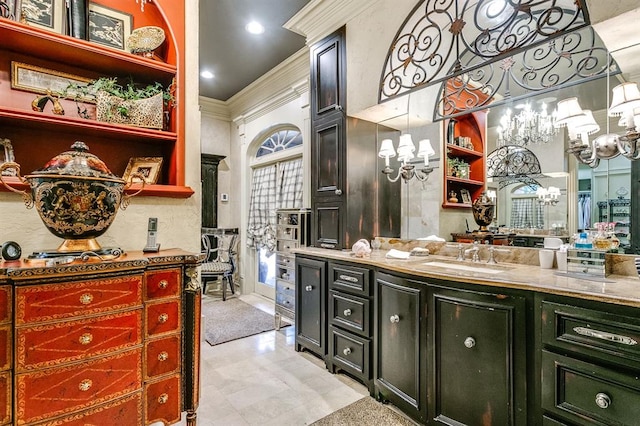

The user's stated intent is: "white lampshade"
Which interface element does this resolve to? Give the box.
[570,110,599,135]
[396,134,415,161]
[554,97,585,127]
[378,139,396,158]
[417,139,435,158]
[617,107,640,127]
[548,186,561,198]
[609,82,640,116]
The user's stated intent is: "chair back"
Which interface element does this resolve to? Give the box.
[201,232,238,269]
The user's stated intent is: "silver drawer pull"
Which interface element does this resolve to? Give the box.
[79,333,93,345]
[158,280,169,289]
[78,379,92,392]
[343,309,352,316]
[158,351,169,362]
[343,347,352,356]
[595,392,611,409]
[158,393,169,404]
[158,313,169,323]
[390,314,399,323]
[79,293,93,305]
[339,275,358,283]
[320,243,336,249]
[305,285,313,292]
[573,327,638,346]
[464,337,476,348]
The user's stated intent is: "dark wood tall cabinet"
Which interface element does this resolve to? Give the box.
[310,28,400,250]
[295,256,327,358]
[201,154,225,229]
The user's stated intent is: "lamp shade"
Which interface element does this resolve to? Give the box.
[554,97,585,127]
[617,107,640,127]
[609,82,640,116]
[417,139,435,158]
[396,134,415,161]
[570,110,599,135]
[378,139,396,158]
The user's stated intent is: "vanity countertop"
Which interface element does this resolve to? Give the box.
[293,247,640,307]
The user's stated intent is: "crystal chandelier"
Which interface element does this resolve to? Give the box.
[496,103,558,146]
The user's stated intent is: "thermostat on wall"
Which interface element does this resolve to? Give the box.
[220,193,229,202]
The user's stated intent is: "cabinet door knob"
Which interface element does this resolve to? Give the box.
[158,280,169,289]
[343,347,352,356]
[78,379,92,392]
[464,337,476,348]
[79,333,93,345]
[158,351,169,361]
[79,293,93,305]
[305,285,313,292]
[343,309,352,316]
[595,392,611,409]
[158,393,169,404]
[158,313,169,323]
[335,189,343,195]
[389,314,400,323]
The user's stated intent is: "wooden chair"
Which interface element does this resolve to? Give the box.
[201,232,238,300]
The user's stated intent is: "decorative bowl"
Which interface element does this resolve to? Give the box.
[127,26,166,54]
[0,141,143,252]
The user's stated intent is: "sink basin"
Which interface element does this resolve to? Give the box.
[423,260,506,274]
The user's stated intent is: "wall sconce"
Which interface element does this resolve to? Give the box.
[537,186,560,205]
[556,83,640,168]
[378,136,434,182]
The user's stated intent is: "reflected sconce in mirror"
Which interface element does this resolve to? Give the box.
[537,186,560,206]
[558,82,640,168]
[379,136,434,183]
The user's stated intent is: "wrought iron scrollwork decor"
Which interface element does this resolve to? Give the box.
[435,26,615,120]
[486,144,544,189]
[379,0,589,103]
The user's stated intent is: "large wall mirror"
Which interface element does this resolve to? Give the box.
[375,19,640,253]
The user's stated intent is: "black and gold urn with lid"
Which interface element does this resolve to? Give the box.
[471,191,495,233]
[0,141,143,257]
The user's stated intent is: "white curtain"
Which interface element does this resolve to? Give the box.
[246,165,277,251]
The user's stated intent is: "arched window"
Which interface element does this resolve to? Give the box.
[256,129,302,157]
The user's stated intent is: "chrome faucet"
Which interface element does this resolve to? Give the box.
[455,243,465,261]
[486,245,511,264]
[464,241,480,263]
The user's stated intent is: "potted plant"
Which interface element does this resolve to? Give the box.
[63,77,175,130]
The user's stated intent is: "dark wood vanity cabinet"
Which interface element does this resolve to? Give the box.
[295,256,327,358]
[429,285,528,425]
[374,272,428,424]
[539,295,640,425]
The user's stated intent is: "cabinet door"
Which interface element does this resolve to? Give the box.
[430,286,527,425]
[375,272,427,423]
[313,201,343,249]
[310,27,345,120]
[295,257,326,358]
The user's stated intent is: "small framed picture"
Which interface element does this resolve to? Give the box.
[88,3,133,51]
[11,62,94,101]
[123,157,163,184]
[20,0,64,33]
[0,139,17,177]
[460,188,472,204]
[1,0,21,21]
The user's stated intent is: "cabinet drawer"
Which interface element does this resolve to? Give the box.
[36,393,142,426]
[277,239,299,253]
[145,335,181,380]
[16,309,142,371]
[329,290,370,337]
[277,253,295,268]
[0,286,10,324]
[542,301,640,365]
[329,263,370,296]
[0,325,10,371]
[145,299,181,337]
[145,268,181,300]
[145,374,182,425]
[276,278,295,297]
[275,289,295,312]
[276,264,295,282]
[15,275,143,325]
[328,325,370,379]
[0,371,10,426]
[15,348,142,425]
[541,350,640,425]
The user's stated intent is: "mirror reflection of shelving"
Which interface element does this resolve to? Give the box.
[597,198,631,252]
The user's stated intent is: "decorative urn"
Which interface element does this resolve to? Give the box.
[0,141,142,253]
[472,191,495,233]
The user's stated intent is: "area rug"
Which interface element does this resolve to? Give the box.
[203,298,288,346]
[310,397,416,425]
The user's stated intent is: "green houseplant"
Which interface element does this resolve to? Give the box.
[64,77,175,130]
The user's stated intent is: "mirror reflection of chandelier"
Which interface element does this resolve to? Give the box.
[496,103,559,146]
[537,186,561,206]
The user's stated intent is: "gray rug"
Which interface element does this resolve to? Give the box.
[310,397,416,426]
[203,298,288,346]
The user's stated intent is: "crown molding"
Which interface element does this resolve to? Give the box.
[232,78,309,125]
[284,0,379,45]
[199,97,231,121]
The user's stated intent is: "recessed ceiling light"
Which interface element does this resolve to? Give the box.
[200,70,214,79]
[245,21,264,35]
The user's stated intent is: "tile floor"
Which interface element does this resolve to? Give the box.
[177,293,370,425]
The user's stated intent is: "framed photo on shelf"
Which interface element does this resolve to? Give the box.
[2,0,22,21]
[123,157,163,184]
[460,189,472,204]
[88,3,132,51]
[11,62,94,101]
[0,139,16,177]
[20,0,64,33]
